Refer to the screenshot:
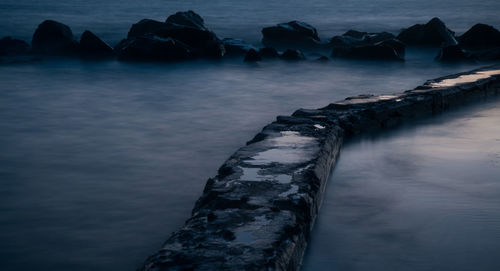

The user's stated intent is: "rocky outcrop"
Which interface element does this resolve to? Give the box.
[0,36,29,56]
[280,49,306,60]
[262,21,321,49]
[244,48,261,62]
[139,65,500,271]
[118,11,224,61]
[330,31,405,61]
[127,19,168,38]
[166,10,207,31]
[115,36,191,61]
[458,24,500,49]
[79,30,114,57]
[223,38,256,56]
[31,20,78,54]
[436,44,472,62]
[397,17,457,46]
[258,47,279,59]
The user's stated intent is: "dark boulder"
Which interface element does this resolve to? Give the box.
[128,19,169,38]
[166,10,207,31]
[79,30,114,57]
[397,17,457,46]
[222,38,256,56]
[0,36,30,56]
[154,26,224,58]
[258,47,279,59]
[343,30,368,39]
[32,20,78,54]
[458,23,500,49]
[125,12,225,59]
[262,21,321,49]
[315,55,330,62]
[436,44,472,61]
[279,49,306,60]
[115,36,191,61]
[330,31,405,61]
[243,48,262,62]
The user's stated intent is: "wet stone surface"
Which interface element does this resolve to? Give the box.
[140,65,500,271]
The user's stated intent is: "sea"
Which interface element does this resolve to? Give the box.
[0,0,499,270]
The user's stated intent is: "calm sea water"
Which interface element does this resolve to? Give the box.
[302,99,500,271]
[0,1,499,270]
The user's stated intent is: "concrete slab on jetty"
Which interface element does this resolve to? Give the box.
[140,65,500,271]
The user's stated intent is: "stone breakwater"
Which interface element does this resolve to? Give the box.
[140,65,500,271]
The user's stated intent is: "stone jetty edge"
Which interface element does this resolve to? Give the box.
[139,65,500,271]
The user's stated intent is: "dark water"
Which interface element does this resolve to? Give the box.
[303,100,500,271]
[1,0,500,270]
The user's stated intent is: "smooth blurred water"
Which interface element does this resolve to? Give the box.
[302,99,500,271]
[1,1,500,271]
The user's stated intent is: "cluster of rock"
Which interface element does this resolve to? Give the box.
[1,12,499,63]
[138,66,500,270]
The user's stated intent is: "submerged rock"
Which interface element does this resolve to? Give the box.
[280,49,306,60]
[458,24,500,49]
[79,30,114,57]
[258,47,279,59]
[0,36,29,56]
[436,44,472,61]
[243,48,261,62]
[222,38,256,56]
[31,20,78,54]
[330,31,405,61]
[315,55,330,62]
[262,21,321,49]
[115,36,191,61]
[397,17,457,46]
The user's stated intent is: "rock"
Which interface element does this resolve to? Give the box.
[128,19,169,38]
[468,47,500,61]
[262,21,321,49]
[342,30,367,39]
[31,20,78,54]
[458,24,500,49]
[222,38,256,56]
[166,10,207,31]
[243,48,261,62]
[280,49,306,60]
[436,44,472,61]
[258,47,279,59]
[115,36,191,61]
[154,25,224,58]
[0,36,29,56]
[79,30,114,57]
[330,31,405,61]
[125,12,225,59]
[315,55,330,62]
[397,17,457,46]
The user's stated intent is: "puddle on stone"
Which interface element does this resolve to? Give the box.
[279,184,299,197]
[269,131,317,147]
[239,167,291,184]
[233,215,270,244]
[430,69,500,87]
[246,131,318,166]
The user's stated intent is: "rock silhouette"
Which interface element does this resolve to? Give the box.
[32,20,78,54]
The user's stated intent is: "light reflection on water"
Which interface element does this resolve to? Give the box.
[302,99,500,271]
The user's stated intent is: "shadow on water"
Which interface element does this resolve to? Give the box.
[302,97,500,271]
